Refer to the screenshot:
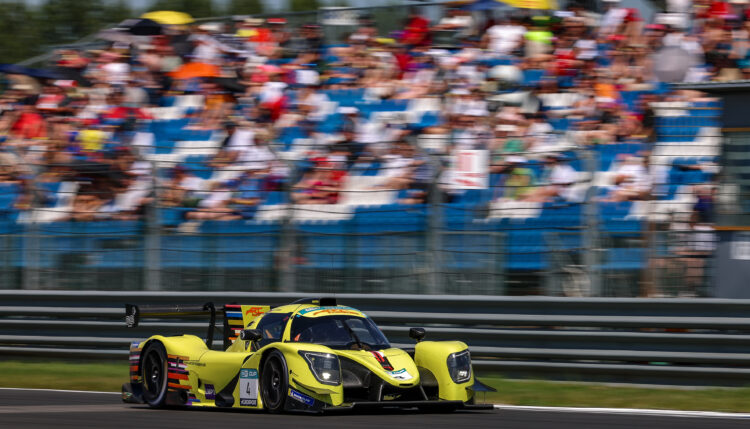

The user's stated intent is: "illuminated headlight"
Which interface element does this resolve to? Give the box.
[299,351,341,385]
[446,350,472,383]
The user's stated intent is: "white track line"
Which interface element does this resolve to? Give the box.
[0,387,119,395]
[494,405,750,419]
[2,389,749,419]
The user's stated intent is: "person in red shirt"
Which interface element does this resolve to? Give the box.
[100,91,151,121]
[400,7,431,47]
[11,104,46,139]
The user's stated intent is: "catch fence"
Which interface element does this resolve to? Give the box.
[0,103,721,295]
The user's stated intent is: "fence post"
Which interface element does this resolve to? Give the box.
[22,219,40,290]
[427,154,443,294]
[21,157,42,290]
[583,147,601,296]
[144,161,161,291]
[277,158,296,293]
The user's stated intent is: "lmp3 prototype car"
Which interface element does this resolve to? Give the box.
[122,298,494,413]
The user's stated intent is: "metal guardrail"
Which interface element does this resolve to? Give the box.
[3,291,750,386]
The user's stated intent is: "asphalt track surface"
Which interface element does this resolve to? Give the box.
[2,389,750,429]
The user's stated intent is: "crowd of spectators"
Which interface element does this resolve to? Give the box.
[0,0,733,225]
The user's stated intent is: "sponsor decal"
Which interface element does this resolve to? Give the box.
[204,384,215,400]
[167,355,192,390]
[244,306,266,317]
[369,351,394,371]
[297,306,364,318]
[289,389,315,406]
[388,368,413,381]
[239,369,258,406]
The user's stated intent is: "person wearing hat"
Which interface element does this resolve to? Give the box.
[335,106,363,166]
[526,153,580,202]
[501,156,537,201]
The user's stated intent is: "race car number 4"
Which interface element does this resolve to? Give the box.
[239,369,258,406]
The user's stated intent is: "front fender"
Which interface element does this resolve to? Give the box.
[414,341,474,402]
[241,342,345,409]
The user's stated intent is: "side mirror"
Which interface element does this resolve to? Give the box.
[239,329,262,342]
[409,327,426,343]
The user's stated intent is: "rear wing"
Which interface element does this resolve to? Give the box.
[125,303,216,349]
[125,302,270,350]
[222,304,270,349]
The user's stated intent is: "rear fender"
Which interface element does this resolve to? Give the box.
[414,341,474,402]
[136,335,210,405]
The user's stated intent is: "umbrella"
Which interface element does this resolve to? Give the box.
[53,66,92,87]
[652,46,700,83]
[97,29,153,46]
[141,10,194,25]
[213,77,245,93]
[463,0,511,11]
[0,64,32,76]
[0,64,63,80]
[496,0,558,10]
[117,18,163,36]
[170,62,221,80]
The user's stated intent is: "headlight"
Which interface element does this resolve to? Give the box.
[446,350,472,383]
[299,351,341,385]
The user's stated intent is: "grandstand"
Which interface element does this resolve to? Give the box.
[0,2,730,296]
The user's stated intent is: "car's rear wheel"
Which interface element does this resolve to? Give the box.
[260,350,288,413]
[140,341,168,407]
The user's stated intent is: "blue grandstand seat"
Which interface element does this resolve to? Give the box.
[183,155,213,179]
[413,111,441,129]
[600,247,645,271]
[0,183,19,212]
[522,69,545,87]
[277,126,305,151]
[160,207,191,226]
[317,113,343,133]
[263,191,285,205]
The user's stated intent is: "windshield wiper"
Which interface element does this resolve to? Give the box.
[342,319,365,350]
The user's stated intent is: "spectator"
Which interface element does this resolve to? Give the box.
[527,154,579,202]
[603,155,652,201]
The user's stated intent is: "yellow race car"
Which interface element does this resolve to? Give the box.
[122,298,494,413]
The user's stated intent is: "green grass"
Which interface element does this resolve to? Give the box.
[0,360,127,392]
[2,360,750,412]
[479,377,750,413]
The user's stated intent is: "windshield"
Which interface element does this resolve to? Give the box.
[289,315,391,350]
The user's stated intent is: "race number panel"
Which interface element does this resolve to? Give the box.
[239,368,258,406]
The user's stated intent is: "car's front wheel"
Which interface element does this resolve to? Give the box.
[140,341,168,407]
[260,350,288,412]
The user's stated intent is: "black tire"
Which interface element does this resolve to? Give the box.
[260,350,288,413]
[140,341,168,407]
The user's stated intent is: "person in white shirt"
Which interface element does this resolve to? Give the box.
[599,0,627,36]
[100,52,131,87]
[486,17,527,56]
[603,155,652,201]
[526,154,579,202]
